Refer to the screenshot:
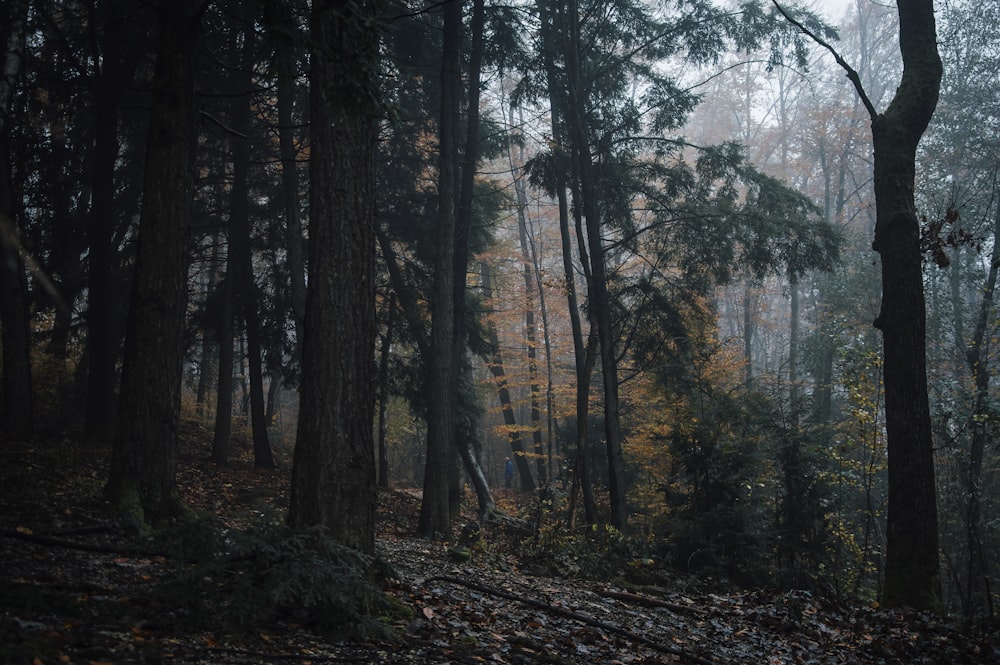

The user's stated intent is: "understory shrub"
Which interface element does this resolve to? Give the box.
[152,517,400,638]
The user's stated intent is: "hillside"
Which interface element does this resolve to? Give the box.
[1,429,995,664]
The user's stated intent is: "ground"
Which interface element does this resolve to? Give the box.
[1,425,997,664]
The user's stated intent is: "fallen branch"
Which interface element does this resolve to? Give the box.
[1,529,157,557]
[425,574,718,665]
[599,588,707,616]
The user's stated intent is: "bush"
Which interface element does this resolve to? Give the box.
[152,517,401,638]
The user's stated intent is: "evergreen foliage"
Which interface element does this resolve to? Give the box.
[153,518,401,638]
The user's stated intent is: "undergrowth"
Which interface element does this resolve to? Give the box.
[151,517,406,639]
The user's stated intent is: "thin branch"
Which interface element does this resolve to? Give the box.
[771,0,877,120]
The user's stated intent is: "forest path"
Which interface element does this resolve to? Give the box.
[1,433,994,664]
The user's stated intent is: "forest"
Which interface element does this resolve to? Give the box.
[1,0,999,662]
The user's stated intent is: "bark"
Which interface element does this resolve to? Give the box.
[377,294,395,489]
[953,204,1000,622]
[104,0,201,524]
[0,0,31,440]
[868,0,942,610]
[537,0,596,524]
[196,233,222,416]
[481,261,536,491]
[287,0,381,555]
[227,8,274,469]
[276,30,306,364]
[378,228,497,515]
[211,260,234,464]
[511,147,547,486]
[564,0,627,530]
[418,0,461,538]
[447,0,487,520]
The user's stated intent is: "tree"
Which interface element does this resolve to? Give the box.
[775,0,943,609]
[0,0,32,440]
[418,0,461,538]
[105,0,203,524]
[85,0,145,444]
[287,0,382,555]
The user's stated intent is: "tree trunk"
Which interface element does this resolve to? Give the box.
[481,261,536,491]
[955,203,1000,622]
[379,227,497,514]
[276,32,306,365]
[447,0,488,519]
[287,0,381,555]
[227,7,274,469]
[418,0,461,538]
[511,146,547,486]
[537,0,596,524]
[196,233,222,416]
[564,0,627,530]
[85,0,142,444]
[869,0,942,611]
[104,0,201,525]
[211,261,234,465]
[0,0,32,440]
[377,294,394,489]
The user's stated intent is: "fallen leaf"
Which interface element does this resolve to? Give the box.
[423,607,435,619]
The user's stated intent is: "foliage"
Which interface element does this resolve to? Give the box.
[519,492,655,583]
[153,517,402,639]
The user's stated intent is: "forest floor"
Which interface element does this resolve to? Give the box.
[1,424,998,665]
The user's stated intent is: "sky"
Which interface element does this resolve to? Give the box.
[808,0,859,22]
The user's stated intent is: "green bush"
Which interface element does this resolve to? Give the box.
[152,517,400,639]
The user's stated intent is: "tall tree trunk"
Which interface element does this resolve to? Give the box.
[379,227,497,514]
[510,138,546,486]
[196,233,221,417]
[104,0,201,524]
[85,0,140,444]
[276,33,306,365]
[954,202,1000,622]
[377,294,395,489]
[537,0,596,524]
[0,0,32,440]
[788,277,799,416]
[227,6,274,469]
[564,0,627,530]
[447,0,487,519]
[868,0,942,611]
[287,0,381,555]
[778,0,942,610]
[211,258,234,464]
[418,0,461,538]
[481,261,536,491]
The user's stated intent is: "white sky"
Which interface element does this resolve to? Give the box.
[808,0,860,23]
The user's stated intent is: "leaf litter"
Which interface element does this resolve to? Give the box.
[1,434,997,664]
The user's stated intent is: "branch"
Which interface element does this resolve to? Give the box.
[771,0,877,120]
[425,575,718,665]
[1,528,158,557]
